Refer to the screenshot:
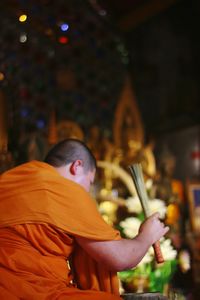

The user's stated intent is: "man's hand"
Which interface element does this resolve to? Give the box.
[138,212,169,245]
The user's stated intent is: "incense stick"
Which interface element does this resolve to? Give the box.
[129,164,164,263]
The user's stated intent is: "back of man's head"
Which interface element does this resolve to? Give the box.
[44,139,96,173]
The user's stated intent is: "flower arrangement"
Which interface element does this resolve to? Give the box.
[118,197,178,293]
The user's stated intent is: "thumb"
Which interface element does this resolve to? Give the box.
[163,225,170,234]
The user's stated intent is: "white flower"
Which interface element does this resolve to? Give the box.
[125,197,142,214]
[137,250,154,266]
[149,199,167,219]
[126,197,166,219]
[119,217,141,238]
[160,238,177,261]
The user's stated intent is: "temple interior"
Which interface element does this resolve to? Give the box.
[0,0,200,299]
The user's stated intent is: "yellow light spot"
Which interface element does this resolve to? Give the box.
[0,72,5,81]
[19,14,27,22]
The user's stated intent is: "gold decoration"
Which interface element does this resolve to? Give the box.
[113,76,144,152]
[87,125,102,160]
[97,160,136,197]
[139,139,156,178]
[57,120,84,141]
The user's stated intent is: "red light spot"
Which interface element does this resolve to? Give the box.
[59,36,69,44]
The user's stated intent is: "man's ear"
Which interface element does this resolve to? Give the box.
[70,160,83,175]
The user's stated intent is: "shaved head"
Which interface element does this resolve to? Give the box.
[44,139,96,173]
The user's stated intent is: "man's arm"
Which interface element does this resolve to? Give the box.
[76,213,169,272]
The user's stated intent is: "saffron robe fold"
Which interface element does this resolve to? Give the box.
[0,161,121,299]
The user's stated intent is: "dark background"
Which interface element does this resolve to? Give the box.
[100,0,200,134]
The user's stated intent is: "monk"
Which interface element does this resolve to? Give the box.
[0,139,169,299]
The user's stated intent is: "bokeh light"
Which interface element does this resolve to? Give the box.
[0,72,5,81]
[60,23,69,32]
[19,33,27,43]
[58,36,69,44]
[19,14,27,22]
[36,119,45,129]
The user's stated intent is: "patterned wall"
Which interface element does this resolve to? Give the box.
[0,0,128,149]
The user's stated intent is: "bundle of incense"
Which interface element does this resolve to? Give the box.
[128,163,164,264]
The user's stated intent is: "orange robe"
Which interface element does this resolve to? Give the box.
[0,161,122,299]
